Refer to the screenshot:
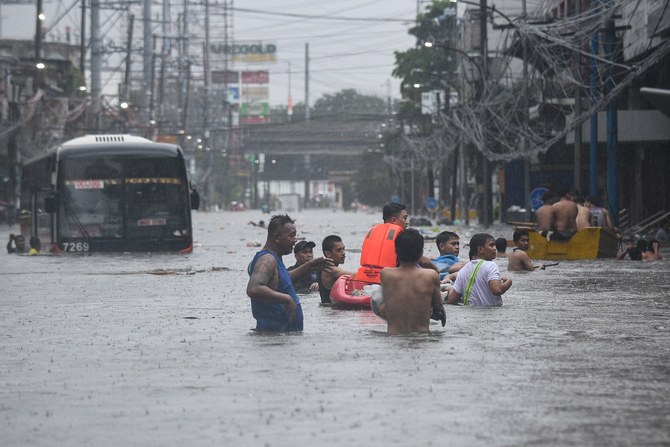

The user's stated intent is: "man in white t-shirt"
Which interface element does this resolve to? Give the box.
[446,233,513,306]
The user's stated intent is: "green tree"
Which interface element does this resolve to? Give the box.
[312,89,388,119]
[270,90,388,123]
[393,0,458,121]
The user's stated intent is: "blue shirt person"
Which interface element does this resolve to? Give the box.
[431,231,465,280]
[246,215,333,332]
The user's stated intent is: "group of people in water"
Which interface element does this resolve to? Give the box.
[6,233,41,255]
[245,196,665,334]
[245,202,518,334]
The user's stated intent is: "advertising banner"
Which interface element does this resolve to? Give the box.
[210,42,277,64]
[227,86,240,103]
[212,70,239,84]
[241,71,269,84]
[240,76,270,124]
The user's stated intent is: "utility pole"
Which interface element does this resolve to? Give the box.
[303,43,311,208]
[79,0,86,76]
[34,0,44,91]
[204,0,213,208]
[604,0,618,224]
[143,0,152,123]
[179,1,190,131]
[305,43,310,121]
[589,0,599,197]
[35,0,43,63]
[386,78,392,115]
[150,35,157,130]
[573,0,583,192]
[479,0,491,227]
[522,0,531,222]
[287,60,293,121]
[222,0,232,203]
[123,15,134,102]
[159,0,171,120]
[90,0,101,131]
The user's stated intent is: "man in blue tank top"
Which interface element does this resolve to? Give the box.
[247,214,333,331]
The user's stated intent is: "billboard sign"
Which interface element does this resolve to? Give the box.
[241,70,269,84]
[212,70,239,84]
[210,42,277,63]
[240,72,269,125]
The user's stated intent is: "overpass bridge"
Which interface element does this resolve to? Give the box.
[236,114,393,208]
[239,115,390,157]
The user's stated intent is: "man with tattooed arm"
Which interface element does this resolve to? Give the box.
[246,214,333,331]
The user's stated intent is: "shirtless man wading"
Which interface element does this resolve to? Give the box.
[246,215,333,331]
[380,229,445,334]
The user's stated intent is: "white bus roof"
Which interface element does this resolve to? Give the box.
[61,135,154,147]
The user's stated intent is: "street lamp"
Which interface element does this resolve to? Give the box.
[423,40,484,81]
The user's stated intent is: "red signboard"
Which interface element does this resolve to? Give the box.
[241,71,269,84]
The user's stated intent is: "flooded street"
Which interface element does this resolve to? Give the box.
[1,209,669,446]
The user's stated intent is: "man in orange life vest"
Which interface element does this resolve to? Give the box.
[356,202,438,283]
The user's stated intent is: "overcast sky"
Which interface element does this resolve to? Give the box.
[1,0,426,107]
[232,0,419,106]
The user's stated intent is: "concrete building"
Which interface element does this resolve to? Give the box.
[458,0,670,228]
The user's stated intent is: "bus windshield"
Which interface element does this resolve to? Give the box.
[59,157,190,241]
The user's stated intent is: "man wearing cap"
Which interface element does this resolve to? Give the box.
[287,240,319,293]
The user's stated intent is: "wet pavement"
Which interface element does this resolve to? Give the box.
[1,209,669,446]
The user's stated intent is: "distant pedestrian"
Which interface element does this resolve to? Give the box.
[639,239,662,261]
[28,236,41,256]
[495,237,508,258]
[617,238,643,261]
[7,234,27,254]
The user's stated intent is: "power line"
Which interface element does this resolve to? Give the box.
[230,6,415,23]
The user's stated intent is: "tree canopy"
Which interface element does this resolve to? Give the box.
[311,89,388,118]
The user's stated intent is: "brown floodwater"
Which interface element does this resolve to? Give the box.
[1,209,669,446]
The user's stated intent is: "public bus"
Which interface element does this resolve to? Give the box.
[19,134,199,253]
